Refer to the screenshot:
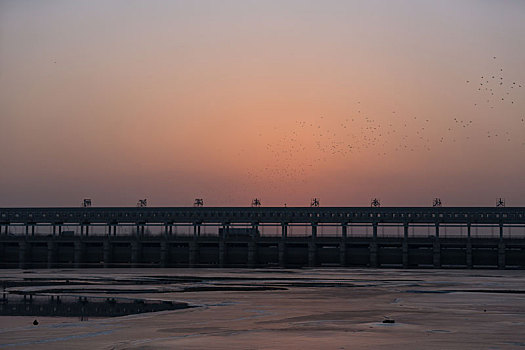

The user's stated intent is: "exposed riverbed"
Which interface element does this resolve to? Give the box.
[1,268,525,349]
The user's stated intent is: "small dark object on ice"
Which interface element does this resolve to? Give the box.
[33,319,39,326]
[382,319,395,324]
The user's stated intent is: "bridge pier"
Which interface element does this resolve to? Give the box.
[103,239,112,268]
[369,223,378,267]
[18,241,27,269]
[160,240,168,267]
[131,241,140,268]
[466,224,472,268]
[74,241,84,268]
[248,241,257,267]
[248,224,258,268]
[189,241,198,267]
[308,223,317,267]
[339,224,347,266]
[402,224,409,268]
[219,224,228,267]
[47,241,56,269]
[219,240,226,267]
[498,240,506,269]
[193,223,201,238]
[433,224,441,268]
[279,224,287,268]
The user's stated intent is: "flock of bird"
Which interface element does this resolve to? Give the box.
[469,56,523,109]
[241,57,525,187]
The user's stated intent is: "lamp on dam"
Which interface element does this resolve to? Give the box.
[194,198,204,207]
[251,198,261,207]
[310,198,320,207]
[371,198,381,207]
[433,198,442,207]
[82,199,92,208]
[137,199,147,208]
[496,198,506,207]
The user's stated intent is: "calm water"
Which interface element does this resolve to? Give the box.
[1,268,525,349]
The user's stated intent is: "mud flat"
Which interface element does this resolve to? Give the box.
[1,268,525,349]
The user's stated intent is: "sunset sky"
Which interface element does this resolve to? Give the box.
[1,0,524,207]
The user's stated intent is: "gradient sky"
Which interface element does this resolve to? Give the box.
[1,0,525,207]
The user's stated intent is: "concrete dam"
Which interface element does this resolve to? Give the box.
[1,206,525,269]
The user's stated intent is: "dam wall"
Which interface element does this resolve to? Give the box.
[1,206,524,269]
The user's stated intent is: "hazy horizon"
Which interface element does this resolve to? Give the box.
[1,0,525,207]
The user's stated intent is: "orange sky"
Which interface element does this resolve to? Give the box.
[1,1,525,207]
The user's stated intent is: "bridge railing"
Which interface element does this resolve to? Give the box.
[2,222,525,239]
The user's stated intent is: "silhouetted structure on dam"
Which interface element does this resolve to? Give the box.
[1,206,525,269]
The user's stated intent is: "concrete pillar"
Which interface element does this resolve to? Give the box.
[278,224,287,268]
[278,240,286,268]
[169,224,173,236]
[282,223,288,239]
[433,224,441,268]
[193,224,199,238]
[141,225,145,237]
[308,241,317,267]
[189,241,198,267]
[219,224,227,267]
[80,225,84,237]
[499,224,504,240]
[74,241,84,268]
[131,241,140,268]
[103,239,111,268]
[370,223,378,267]
[466,240,473,269]
[160,240,168,267]
[308,223,317,267]
[58,225,62,236]
[85,225,89,237]
[219,240,226,267]
[248,223,258,268]
[164,224,169,237]
[25,225,29,236]
[31,225,35,236]
[18,241,27,269]
[369,241,378,268]
[52,225,56,237]
[136,225,140,237]
[402,223,409,268]
[339,224,347,266]
[466,224,472,269]
[498,241,506,269]
[47,241,56,269]
[248,241,257,268]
